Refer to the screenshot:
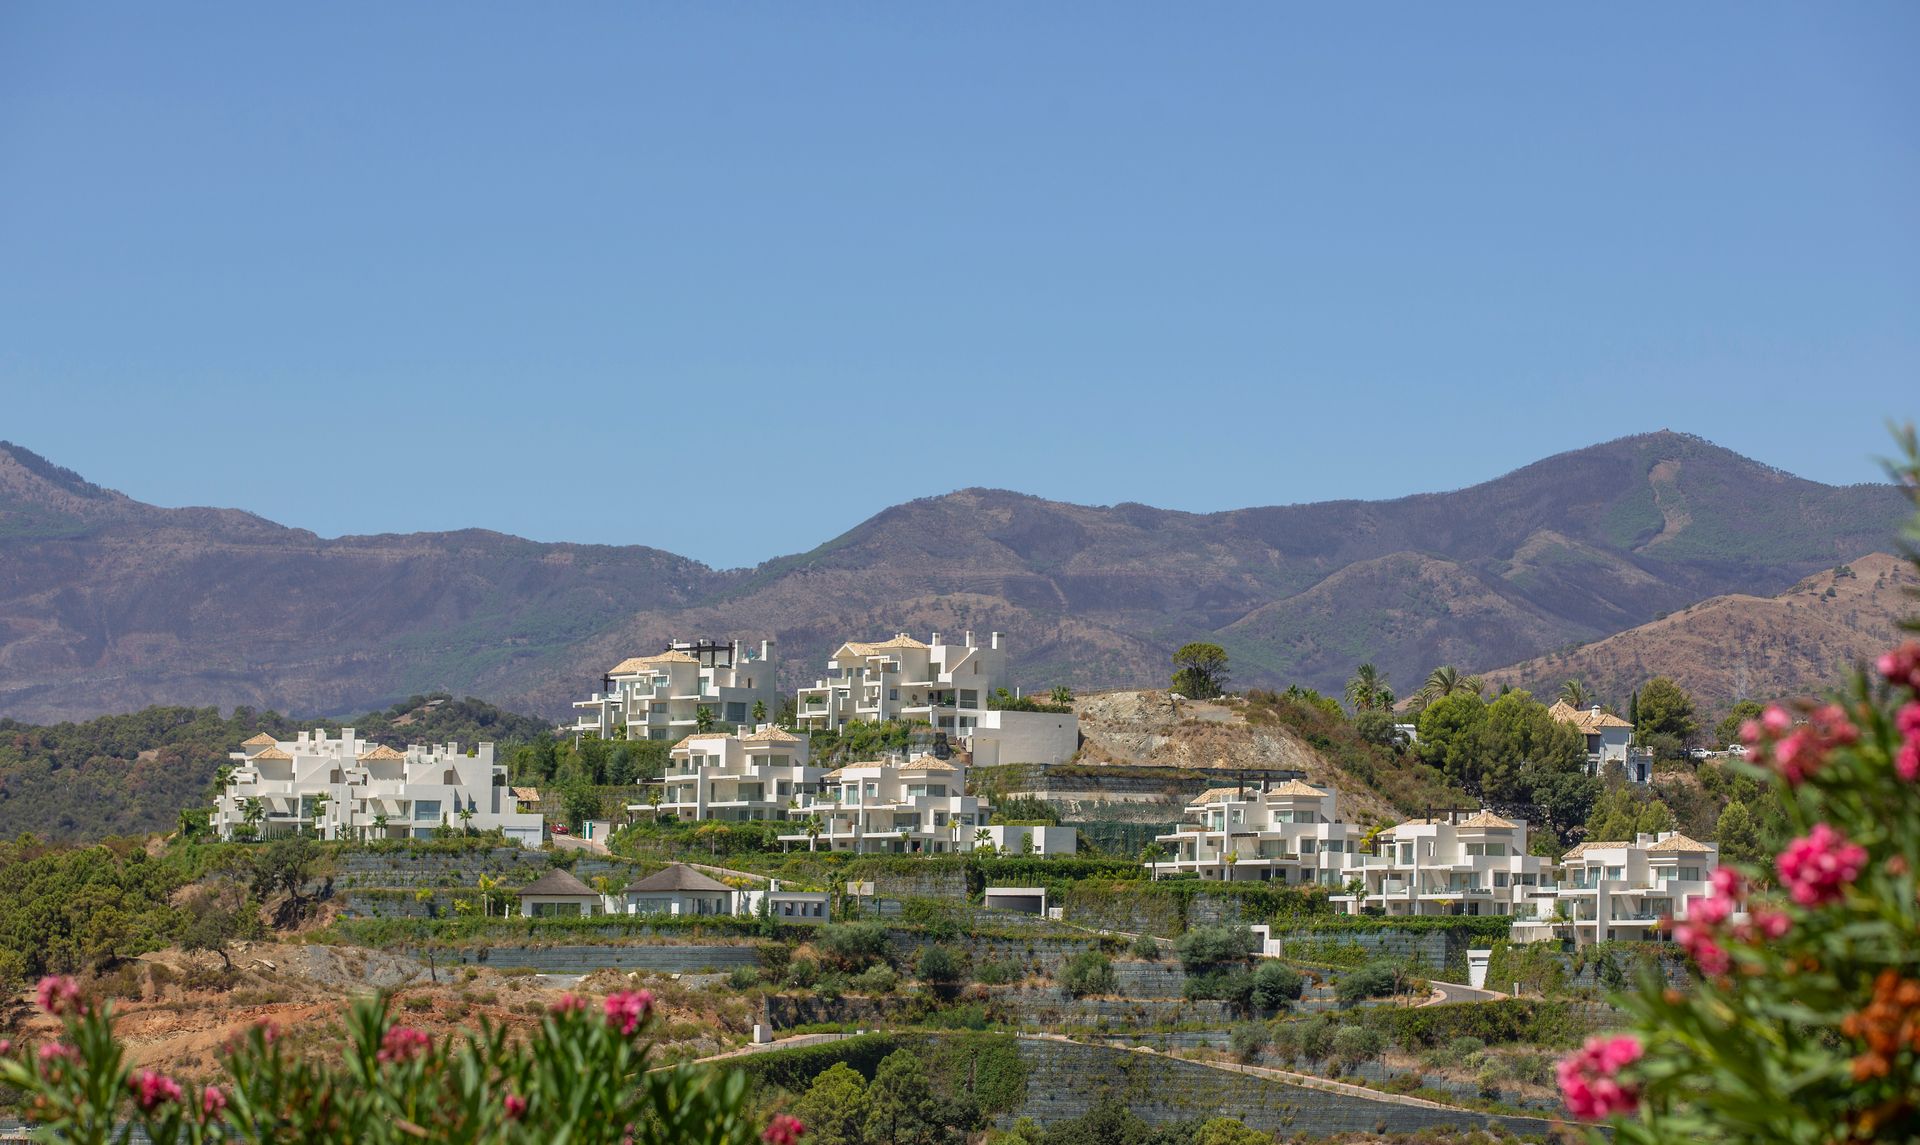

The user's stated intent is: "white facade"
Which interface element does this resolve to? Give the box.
[1512,832,1719,947]
[777,756,992,854]
[572,639,779,741]
[978,824,1079,857]
[797,631,1009,735]
[966,709,1080,767]
[631,726,820,823]
[1153,781,1364,886]
[212,729,543,846]
[1335,811,1549,918]
[739,886,832,924]
[1548,701,1650,783]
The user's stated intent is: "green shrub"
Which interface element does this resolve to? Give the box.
[1250,961,1305,1009]
[1334,960,1404,1004]
[916,944,965,985]
[1332,1024,1385,1068]
[1182,968,1254,1008]
[1057,949,1117,997]
[851,964,900,995]
[1228,1022,1268,1062]
[726,966,762,991]
[974,959,1021,986]
[784,956,819,989]
[1175,925,1257,969]
[816,921,889,970]
[1129,933,1160,960]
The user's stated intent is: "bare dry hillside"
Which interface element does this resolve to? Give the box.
[1480,552,1918,712]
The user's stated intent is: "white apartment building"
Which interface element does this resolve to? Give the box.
[1335,810,1549,918]
[1548,700,1650,783]
[628,725,822,823]
[1512,832,1719,947]
[796,631,1008,736]
[572,639,779,741]
[212,729,544,846]
[776,756,1011,855]
[1151,780,1364,887]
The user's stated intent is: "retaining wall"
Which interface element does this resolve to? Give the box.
[430,943,758,974]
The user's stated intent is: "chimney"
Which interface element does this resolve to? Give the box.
[964,630,975,647]
[991,631,1004,650]
[931,632,941,646]
[1590,705,1601,716]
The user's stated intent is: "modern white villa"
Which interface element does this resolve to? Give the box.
[572,638,780,741]
[1151,780,1364,886]
[1334,810,1549,919]
[796,631,1009,735]
[630,725,821,823]
[775,754,1067,855]
[1548,700,1650,783]
[211,729,544,846]
[1512,832,1720,947]
[793,630,1079,765]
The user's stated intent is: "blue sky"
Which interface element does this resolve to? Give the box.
[3,4,1915,569]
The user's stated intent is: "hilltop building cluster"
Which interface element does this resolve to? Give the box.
[210,630,1081,855]
[210,729,543,846]
[1154,778,1719,948]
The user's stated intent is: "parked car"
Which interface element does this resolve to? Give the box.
[1690,747,1712,760]
[550,823,570,835]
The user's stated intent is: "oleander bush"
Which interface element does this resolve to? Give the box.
[1564,430,1920,1142]
[0,979,790,1144]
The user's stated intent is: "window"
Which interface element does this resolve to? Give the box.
[889,689,899,701]
[1606,866,1625,880]
[1299,839,1315,854]
[1494,872,1509,887]
[725,702,747,723]
[1485,843,1506,857]
[959,690,979,710]
[413,800,441,821]
[865,783,879,799]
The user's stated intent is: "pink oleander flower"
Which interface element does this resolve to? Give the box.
[376,1026,431,1064]
[1879,642,1920,692]
[37,1042,74,1067]
[0,1039,11,1056]
[1688,892,1732,927]
[36,976,82,1016]
[1777,823,1869,907]
[1771,727,1821,786]
[549,993,587,1015]
[1558,1035,1643,1121]
[1671,922,1731,976]
[604,990,655,1037]
[130,1070,184,1113]
[504,1093,527,1121]
[762,1114,807,1145]
[1710,867,1745,899]
[1896,703,1920,781]
[1754,909,1792,940]
[201,1085,227,1121]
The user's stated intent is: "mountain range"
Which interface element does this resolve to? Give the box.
[0,431,1908,724]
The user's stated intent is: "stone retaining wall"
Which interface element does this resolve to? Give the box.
[431,943,758,974]
[1009,1038,1563,1137]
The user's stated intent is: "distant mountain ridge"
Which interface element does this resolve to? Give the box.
[0,432,1907,723]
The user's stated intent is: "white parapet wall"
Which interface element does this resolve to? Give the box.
[968,710,1080,766]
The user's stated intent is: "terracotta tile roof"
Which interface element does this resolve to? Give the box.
[1189,785,1262,805]
[510,786,542,803]
[242,733,279,747]
[519,868,599,898]
[902,758,959,772]
[1266,780,1330,799]
[358,745,406,761]
[609,650,700,675]
[679,732,732,742]
[1458,810,1519,829]
[839,634,930,656]
[623,863,733,895]
[742,726,802,743]
[1646,833,1714,854]
[251,747,293,761]
[1379,818,1437,834]
[1547,700,1633,732]
[1557,842,1598,860]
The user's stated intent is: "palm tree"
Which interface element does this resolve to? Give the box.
[239,795,263,841]
[1416,666,1484,709]
[456,805,476,835]
[804,816,822,853]
[1345,663,1389,712]
[371,812,390,840]
[973,827,994,855]
[1142,841,1165,881]
[1559,679,1589,709]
